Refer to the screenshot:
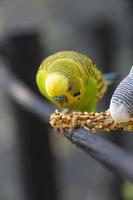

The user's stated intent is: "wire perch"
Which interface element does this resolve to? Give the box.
[65,128,133,183]
[50,110,133,132]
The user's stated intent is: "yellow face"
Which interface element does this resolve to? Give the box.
[45,73,81,108]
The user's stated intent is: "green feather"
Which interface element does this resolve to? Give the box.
[36,51,107,112]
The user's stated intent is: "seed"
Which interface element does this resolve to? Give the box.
[55,109,59,114]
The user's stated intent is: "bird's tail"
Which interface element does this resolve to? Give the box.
[103,72,117,86]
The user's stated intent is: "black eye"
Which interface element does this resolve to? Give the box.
[73,91,81,97]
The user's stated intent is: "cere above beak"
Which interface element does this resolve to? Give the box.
[53,95,67,104]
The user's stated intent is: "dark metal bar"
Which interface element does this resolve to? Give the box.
[65,129,133,183]
[0,66,54,122]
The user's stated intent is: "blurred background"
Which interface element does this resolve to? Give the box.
[0,0,133,200]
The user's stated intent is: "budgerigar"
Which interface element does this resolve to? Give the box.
[109,66,133,123]
[36,51,114,112]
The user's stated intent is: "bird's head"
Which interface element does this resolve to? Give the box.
[45,73,82,108]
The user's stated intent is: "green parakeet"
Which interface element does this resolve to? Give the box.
[36,51,112,112]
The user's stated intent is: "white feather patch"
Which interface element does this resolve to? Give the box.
[109,101,131,123]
